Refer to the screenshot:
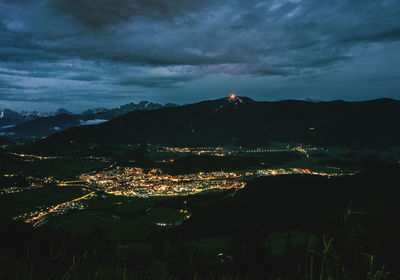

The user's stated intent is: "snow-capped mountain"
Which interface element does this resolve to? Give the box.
[81,107,109,116]
[20,110,53,118]
[78,101,175,120]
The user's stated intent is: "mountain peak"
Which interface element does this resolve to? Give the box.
[0,109,19,119]
[225,93,255,103]
[219,95,254,107]
[226,94,254,105]
[209,95,255,114]
[56,108,73,115]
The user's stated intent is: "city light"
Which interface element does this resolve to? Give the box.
[6,145,357,228]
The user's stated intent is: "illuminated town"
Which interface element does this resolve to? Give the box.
[0,174,55,195]
[1,144,360,228]
[79,166,347,198]
[79,167,247,197]
[14,192,95,228]
[10,164,351,228]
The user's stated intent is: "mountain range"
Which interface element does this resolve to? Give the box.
[32,96,400,153]
[0,108,72,128]
[1,101,177,138]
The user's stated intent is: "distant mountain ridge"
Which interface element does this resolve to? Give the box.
[32,96,400,153]
[0,108,73,128]
[1,101,178,138]
[80,101,165,120]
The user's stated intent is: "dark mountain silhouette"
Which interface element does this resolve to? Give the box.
[0,109,27,127]
[31,96,400,153]
[33,96,400,150]
[0,136,10,145]
[55,108,73,115]
[4,114,81,139]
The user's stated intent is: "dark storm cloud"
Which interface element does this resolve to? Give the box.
[52,0,209,28]
[0,0,400,110]
[117,74,201,88]
[253,69,289,76]
[339,27,400,44]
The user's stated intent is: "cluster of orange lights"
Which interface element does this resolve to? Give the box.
[229,93,237,100]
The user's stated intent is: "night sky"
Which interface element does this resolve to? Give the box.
[1,0,400,112]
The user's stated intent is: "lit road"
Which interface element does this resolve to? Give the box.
[25,191,95,227]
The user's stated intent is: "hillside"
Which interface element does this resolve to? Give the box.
[3,114,81,138]
[32,97,400,153]
[0,136,10,145]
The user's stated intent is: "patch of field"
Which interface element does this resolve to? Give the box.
[184,236,233,256]
[126,242,153,256]
[47,209,159,241]
[146,207,186,224]
[86,196,174,217]
[0,152,110,179]
[20,159,110,179]
[264,230,316,256]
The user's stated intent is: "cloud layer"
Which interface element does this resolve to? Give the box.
[0,0,400,111]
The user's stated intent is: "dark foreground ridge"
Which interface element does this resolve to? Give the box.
[32,97,400,153]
